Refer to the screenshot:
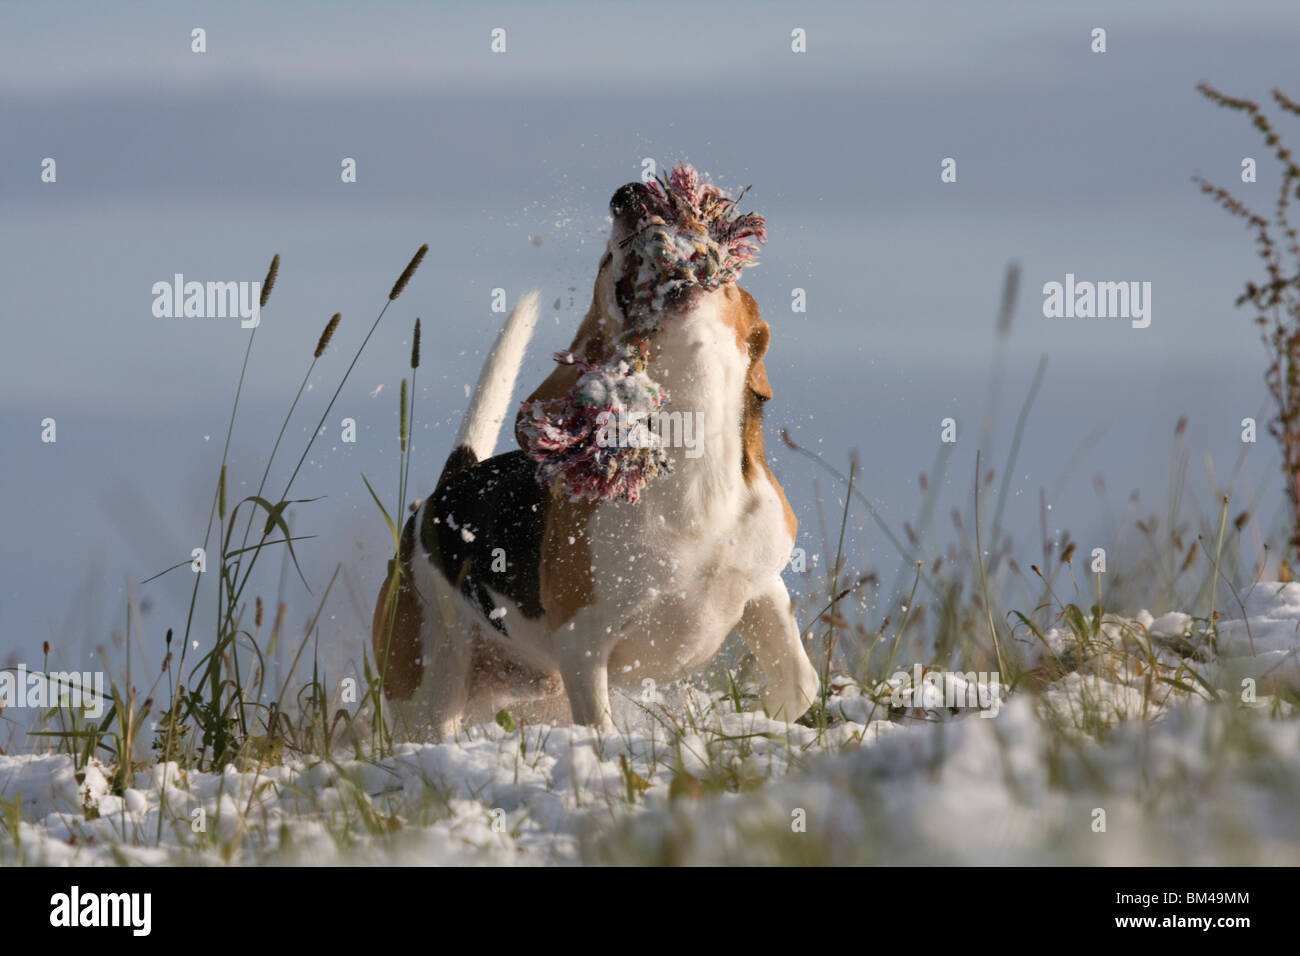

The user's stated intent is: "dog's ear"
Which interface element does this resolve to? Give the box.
[740,292,773,401]
[746,320,772,401]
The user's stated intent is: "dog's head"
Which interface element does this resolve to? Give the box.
[516,166,776,502]
[595,177,773,402]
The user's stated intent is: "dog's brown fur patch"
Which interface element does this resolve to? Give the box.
[725,286,797,542]
[372,517,425,699]
[539,495,599,628]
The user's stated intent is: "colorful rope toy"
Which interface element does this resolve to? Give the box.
[520,163,766,503]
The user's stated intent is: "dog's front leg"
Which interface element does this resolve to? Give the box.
[736,577,821,722]
[555,611,614,729]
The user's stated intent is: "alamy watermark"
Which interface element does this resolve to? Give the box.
[888,664,1002,718]
[595,410,705,459]
[151,274,262,327]
[1042,273,1151,329]
[50,886,151,936]
[0,665,106,719]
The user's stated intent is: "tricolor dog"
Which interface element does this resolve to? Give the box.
[372,165,819,736]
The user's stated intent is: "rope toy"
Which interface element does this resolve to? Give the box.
[520,163,766,503]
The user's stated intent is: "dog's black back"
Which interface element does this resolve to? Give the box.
[417,449,546,633]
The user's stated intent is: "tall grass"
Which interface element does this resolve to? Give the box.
[1195,83,1300,566]
[7,246,433,795]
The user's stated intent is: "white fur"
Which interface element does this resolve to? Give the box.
[454,290,540,459]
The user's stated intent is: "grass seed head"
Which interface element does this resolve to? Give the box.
[400,379,409,452]
[390,244,428,300]
[260,254,280,308]
[315,312,341,358]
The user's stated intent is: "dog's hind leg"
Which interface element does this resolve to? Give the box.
[416,564,477,740]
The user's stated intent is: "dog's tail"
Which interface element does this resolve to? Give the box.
[445,290,541,473]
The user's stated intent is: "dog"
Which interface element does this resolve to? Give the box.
[372,172,820,737]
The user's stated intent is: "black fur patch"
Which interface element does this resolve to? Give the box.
[419,450,546,633]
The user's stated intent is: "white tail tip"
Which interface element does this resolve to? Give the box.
[454,290,541,460]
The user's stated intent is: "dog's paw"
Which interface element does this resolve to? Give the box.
[762,656,821,723]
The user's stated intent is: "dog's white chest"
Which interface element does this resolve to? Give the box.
[590,471,793,683]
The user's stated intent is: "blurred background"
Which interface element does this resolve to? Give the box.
[3,0,1299,681]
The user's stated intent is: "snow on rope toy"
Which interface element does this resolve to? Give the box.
[520,163,767,503]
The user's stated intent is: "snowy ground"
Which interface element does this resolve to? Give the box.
[3,584,1299,866]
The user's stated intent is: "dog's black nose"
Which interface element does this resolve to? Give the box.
[610,182,651,220]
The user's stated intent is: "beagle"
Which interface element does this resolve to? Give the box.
[372,175,820,737]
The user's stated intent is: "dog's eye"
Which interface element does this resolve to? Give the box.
[599,253,613,270]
